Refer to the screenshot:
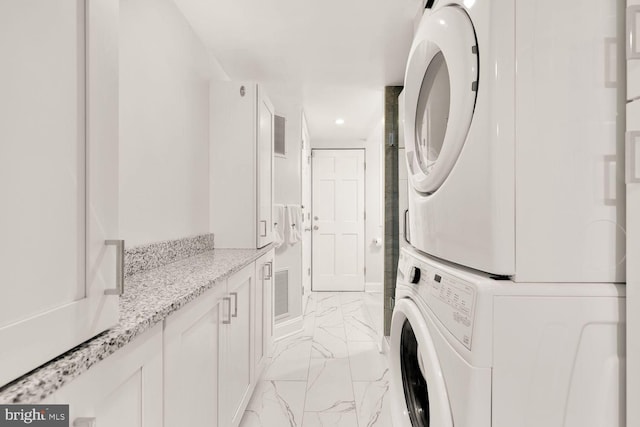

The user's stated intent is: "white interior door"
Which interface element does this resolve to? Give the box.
[628,2,640,423]
[301,116,312,306]
[627,98,640,427]
[312,149,365,291]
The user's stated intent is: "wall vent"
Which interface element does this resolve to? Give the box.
[274,115,286,156]
[274,269,289,319]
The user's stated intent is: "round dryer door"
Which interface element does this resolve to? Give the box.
[404,6,478,194]
[390,298,453,427]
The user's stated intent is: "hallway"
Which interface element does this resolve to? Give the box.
[239,292,391,427]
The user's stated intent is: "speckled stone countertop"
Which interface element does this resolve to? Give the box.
[0,246,273,404]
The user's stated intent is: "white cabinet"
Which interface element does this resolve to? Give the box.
[0,0,120,386]
[626,98,640,427]
[210,82,274,249]
[164,285,226,427]
[219,263,255,427]
[254,250,275,379]
[162,257,274,427]
[628,0,640,100]
[45,325,163,427]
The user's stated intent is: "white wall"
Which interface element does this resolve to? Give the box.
[311,121,385,288]
[119,0,212,246]
[271,95,304,323]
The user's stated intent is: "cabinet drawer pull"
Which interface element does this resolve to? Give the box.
[230,292,238,318]
[223,297,232,324]
[104,239,125,295]
[264,261,273,280]
[74,418,96,427]
[259,220,268,237]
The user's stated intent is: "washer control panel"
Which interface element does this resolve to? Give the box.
[412,263,476,350]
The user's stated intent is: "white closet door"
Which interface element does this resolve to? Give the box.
[627,98,640,427]
[0,0,119,386]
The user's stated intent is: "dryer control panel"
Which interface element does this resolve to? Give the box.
[416,264,477,350]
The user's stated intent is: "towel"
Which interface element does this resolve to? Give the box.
[273,204,285,248]
[287,205,303,245]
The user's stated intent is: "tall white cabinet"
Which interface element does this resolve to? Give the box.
[0,0,120,386]
[628,1,640,424]
[210,82,275,249]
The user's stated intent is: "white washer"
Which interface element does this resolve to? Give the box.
[390,246,625,427]
[404,0,626,282]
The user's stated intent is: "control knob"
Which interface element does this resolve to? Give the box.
[408,266,421,284]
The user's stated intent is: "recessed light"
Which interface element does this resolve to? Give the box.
[335,118,345,125]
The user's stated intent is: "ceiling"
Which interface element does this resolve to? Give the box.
[173,0,421,141]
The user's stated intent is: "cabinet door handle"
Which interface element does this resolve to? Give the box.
[74,418,96,427]
[628,6,640,59]
[223,297,232,324]
[259,220,268,237]
[627,131,640,184]
[264,262,273,280]
[230,292,238,318]
[104,239,125,295]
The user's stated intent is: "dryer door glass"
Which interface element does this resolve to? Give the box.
[415,51,450,176]
[404,6,478,194]
[400,319,430,426]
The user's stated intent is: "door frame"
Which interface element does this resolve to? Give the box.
[301,113,312,308]
[311,148,367,292]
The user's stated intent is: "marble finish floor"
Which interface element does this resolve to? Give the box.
[239,291,392,427]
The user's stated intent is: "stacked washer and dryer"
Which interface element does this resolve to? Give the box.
[391,0,627,426]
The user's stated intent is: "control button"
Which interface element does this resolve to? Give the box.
[408,266,421,284]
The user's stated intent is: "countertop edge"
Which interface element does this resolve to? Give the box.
[0,245,273,404]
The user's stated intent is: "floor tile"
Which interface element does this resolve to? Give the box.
[248,291,388,427]
[305,358,355,412]
[264,335,312,381]
[315,292,342,309]
[339,292,365,305]
[348,341,389,382]
[353,380,392,427]
[311,327,348,359]
[344,314,378,342]
[240,380,307,427]
[315,304,344,328]
[301,409,359,427]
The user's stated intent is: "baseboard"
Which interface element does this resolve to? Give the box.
[274,315,304,341]
[365,282,383,293]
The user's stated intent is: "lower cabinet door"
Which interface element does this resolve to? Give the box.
[164,286,225,427]
[254,250,275,379]
[220,263,254,427]
[44,324,163,427]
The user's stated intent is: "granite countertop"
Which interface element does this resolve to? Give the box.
[0,245,272,404]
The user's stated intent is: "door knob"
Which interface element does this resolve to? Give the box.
[313,226,319,230]
[314,216,319,220]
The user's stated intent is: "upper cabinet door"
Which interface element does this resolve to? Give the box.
[256,88,274,248]
[0,0,119,387]
[629,0,640,100]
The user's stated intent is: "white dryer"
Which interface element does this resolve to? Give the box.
[404,0,626,282]
[390,246,626,427]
